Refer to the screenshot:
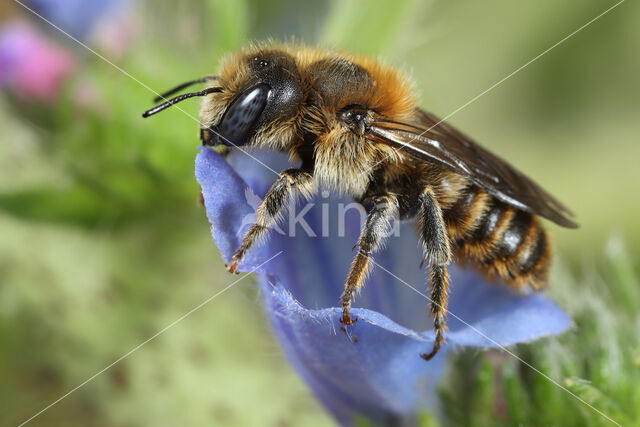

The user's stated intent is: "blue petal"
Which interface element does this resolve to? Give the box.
[195,147,571,423]
[27,0,133,39]
[195,147,267,271]
[261,276,447,425]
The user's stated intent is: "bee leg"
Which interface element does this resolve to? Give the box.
[227,169,314,273]
[417,188,451,361]
[340,194,399,326]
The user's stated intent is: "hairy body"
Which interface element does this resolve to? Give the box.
[144,42,576,360]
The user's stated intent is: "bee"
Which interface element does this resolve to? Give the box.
[143,42,577,360]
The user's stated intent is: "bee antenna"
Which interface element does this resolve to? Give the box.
[142,87,222,118]
[152,75,219,102]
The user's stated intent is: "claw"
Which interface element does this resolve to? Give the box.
[420,350,438,361]
[227,248,245,274]
[340,314,358,326]
[420,337,444,361]
[227,260,240,274]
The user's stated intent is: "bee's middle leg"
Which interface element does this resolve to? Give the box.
[418,187,452,361]
[227,168,314,273]
[340,194,399,325]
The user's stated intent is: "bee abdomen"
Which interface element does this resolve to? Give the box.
[450,191,551,289]
[444,187,491,241]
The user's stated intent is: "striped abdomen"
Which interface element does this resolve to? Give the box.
[442,186,551,289]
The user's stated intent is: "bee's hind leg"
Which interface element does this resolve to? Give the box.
[340,194,399,326]
[227,168,314,273]
[417,188,452,361]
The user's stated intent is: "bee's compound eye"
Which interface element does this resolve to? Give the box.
[218,83,271,146]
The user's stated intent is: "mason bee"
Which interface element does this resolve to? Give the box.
[143,42,577,360]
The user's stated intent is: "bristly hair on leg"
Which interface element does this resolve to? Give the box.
[421,264,449,360]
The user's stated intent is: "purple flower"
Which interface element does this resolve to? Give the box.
[0,21,76,103]
[26,0,133,40]
[195,147,571,425]
[25,0,138,59]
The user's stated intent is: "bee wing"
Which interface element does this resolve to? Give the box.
[368,109,578,228]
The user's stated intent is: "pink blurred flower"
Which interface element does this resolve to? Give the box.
[27,0,139,59]
[0,21,76,103]
[90,9,139,60]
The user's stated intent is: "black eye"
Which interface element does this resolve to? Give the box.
[217,83,271,146]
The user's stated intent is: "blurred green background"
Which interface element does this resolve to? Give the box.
[0,0,638,426]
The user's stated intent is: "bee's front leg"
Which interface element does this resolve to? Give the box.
[227,168,314,273]
[340,194,399,325]
[418,187,452,361]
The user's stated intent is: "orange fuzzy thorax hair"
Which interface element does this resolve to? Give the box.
[216,42,418,121]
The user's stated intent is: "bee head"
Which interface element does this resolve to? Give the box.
[200,50,303,148]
